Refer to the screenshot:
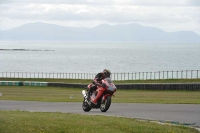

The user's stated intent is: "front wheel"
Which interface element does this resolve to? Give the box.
[100,96,111,112]
[82,98,91,112]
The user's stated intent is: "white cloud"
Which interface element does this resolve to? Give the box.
[0,0,200,35]
[0,0,195,6]
[1,0,199,7]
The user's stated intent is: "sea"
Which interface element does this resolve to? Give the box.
[0,41,200,74]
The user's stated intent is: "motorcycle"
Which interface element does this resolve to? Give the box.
[81,77,116,112]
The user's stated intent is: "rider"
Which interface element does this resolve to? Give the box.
[89,69,111,105]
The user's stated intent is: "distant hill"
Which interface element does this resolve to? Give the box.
[0,22,200,42]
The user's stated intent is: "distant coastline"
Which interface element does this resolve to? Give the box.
[0,49,54,51]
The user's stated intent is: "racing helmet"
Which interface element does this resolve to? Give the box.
[103,69,111,78]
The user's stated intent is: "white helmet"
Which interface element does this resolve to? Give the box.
[103,69,111,77]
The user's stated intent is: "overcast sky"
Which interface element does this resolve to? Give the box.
[0,0,200,35]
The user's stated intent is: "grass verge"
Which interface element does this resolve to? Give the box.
[0,110,199,133]
[0,86,200,104]
[0,78,200,84]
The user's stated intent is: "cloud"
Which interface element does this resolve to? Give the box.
[1,3,198,22]
[0,0,196,6]
[188,0,200,6]
[0,0,199,35]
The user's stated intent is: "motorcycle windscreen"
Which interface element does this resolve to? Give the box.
[102,78,116,92]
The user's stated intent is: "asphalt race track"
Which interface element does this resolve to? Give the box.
[0,100,200,130]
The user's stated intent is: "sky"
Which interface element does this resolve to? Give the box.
[0,0,200,35]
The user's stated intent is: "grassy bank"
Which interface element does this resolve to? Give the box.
[0,110,199,133]
[1,83,200,133]
[0,86,200,104]
[0,78,200,84]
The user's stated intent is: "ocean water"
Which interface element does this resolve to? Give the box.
[0,41,200,73]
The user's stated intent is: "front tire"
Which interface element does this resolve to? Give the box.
[82,98,91,112]
[100,96,111,112]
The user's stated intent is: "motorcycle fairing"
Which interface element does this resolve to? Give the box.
[102,78,116,92]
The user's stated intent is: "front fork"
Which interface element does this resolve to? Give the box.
[82,90,90,105]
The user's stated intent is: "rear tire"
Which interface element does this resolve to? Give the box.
[100,96,111,112]
[82,98,91,112]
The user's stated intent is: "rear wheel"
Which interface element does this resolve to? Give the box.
[100,96,111,112]
[82,98,91,112]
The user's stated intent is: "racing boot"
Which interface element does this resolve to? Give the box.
[91,89,104,105]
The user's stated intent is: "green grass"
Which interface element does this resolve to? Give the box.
[0,86,200,104]
[115,90,200,104]
[0,110,199,133]
[0,84,200,133]
[0,78,92,84]
[1,78,200,84]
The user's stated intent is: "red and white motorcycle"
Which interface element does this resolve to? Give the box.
[82,78,116,112]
